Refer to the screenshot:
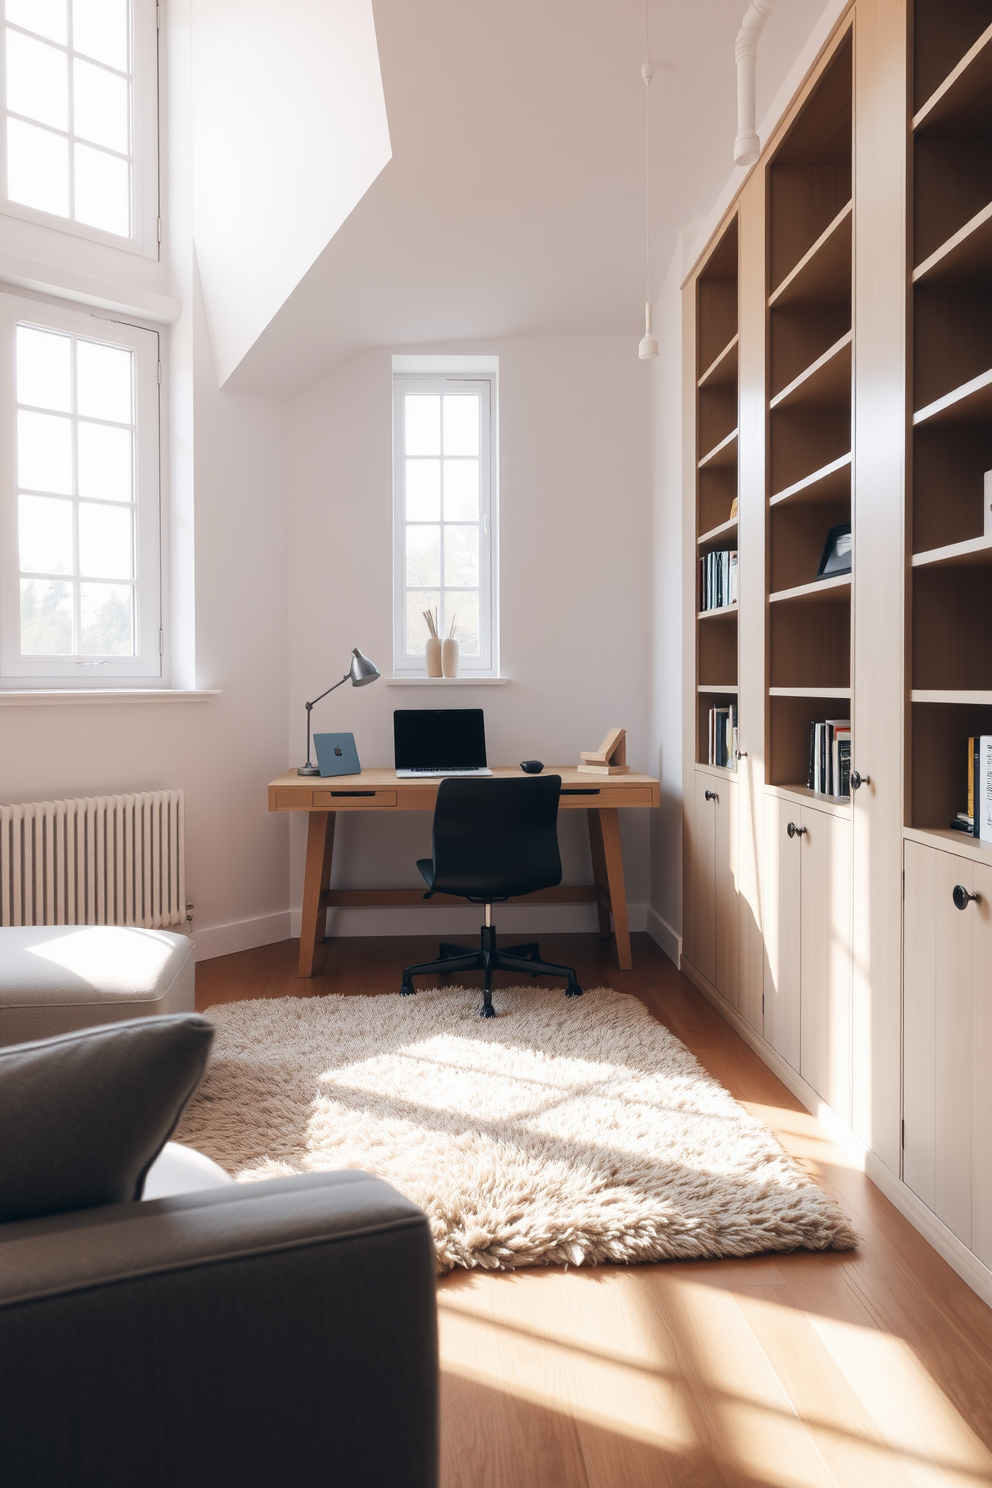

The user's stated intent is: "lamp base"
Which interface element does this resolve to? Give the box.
[297,763,321,776]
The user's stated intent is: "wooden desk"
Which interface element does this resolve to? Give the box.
[268,767,661,978]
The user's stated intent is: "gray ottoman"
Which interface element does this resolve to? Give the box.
[0,926,195,1047]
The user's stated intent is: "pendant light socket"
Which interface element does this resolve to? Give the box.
[639,301,658,360]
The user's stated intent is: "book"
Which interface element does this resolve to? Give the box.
[968,736,975,822]
[829,723,851,798]
[807,722,816,790]
[975,735,981,838]
[980,736,992,845]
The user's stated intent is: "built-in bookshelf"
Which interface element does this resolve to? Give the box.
[696,216,739,768]
[765,33,853,797]
[909,0,992,834]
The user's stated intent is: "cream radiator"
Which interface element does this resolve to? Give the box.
[0,790,186,929]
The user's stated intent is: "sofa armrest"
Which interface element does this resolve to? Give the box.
[0,1171,439,1488]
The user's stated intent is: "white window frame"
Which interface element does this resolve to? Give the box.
[392,369,499,678]
[0,0,160,259]
[0,291,161,682]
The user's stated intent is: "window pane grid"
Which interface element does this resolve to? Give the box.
[402,393,484,658]
[4,0,133,237]
[15,322,137,659]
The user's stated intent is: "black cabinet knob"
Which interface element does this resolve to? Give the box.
[705,789,718,802]
[953,884,980,911]
[851,771,870,791]
[787,821,806,838]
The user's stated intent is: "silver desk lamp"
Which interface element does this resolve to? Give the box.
[298,648,380,776]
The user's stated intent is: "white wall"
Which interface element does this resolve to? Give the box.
[285,334,654,938]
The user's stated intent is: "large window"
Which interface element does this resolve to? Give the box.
[0,292,160,680]
[392,371,498,677]
[0,0,158,253]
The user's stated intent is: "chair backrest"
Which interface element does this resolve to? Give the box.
[429,776,562,901]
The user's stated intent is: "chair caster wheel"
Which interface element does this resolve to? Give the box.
[566,984,583,998]
[480,1004,497,1018]
[401,982,416,997]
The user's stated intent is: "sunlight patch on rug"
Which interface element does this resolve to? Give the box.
[177,985,858,1273]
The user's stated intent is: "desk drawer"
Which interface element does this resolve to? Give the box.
[312,789,398,809]
[560,785,656,808]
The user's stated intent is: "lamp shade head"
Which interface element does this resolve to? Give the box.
[349,647,380,686]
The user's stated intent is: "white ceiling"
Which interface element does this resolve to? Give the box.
[226,0,831,398]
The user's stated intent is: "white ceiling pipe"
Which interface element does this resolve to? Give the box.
[734,0,779,167]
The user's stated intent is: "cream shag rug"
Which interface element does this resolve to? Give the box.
[177,985,857,1273]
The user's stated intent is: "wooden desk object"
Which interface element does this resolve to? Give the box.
[268,766,661,978]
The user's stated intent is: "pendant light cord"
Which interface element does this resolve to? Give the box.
[644,0,651,307]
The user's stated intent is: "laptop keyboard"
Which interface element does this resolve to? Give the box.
[397,767,493,776]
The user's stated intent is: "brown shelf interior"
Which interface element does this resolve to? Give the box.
[697,216,740,770]
[911,699,992,829]
[769,694,853,788]
[914,0,992,118]
[699,610,739,689]
[914,286,992,411]
[770,502,850,592]
[913,567,992,690]
[768,33,852,294]
[769,410,851,506]
[910,2,992,833]
[913,424,992,551]
[770,601,850,690]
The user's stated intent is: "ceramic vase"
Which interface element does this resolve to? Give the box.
[426,637,443,677]
[441,638,460,677]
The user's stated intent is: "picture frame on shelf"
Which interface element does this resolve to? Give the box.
[816,523,852,579]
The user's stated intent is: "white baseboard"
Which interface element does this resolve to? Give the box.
[191,911,292,963]
[680,954,992,1311]
[646,906,681,966]
[288,901,648,940]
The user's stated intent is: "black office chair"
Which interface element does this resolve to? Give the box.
[400,776,582,1018]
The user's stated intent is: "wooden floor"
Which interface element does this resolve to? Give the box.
[197,932,992,1488]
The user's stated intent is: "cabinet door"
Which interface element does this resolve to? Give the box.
[763,793,801,1068]
[970,859,992,1266]
[691,772,717,985]
[737,755,764,1032]
[933,850,976,1247]
[714,778,740,1009]
[799,805,852,1121]
[903,840,937,1210]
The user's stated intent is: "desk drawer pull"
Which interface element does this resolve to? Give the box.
[331,790,376,797]
[562,788,601,796]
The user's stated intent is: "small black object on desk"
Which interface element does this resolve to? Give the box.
[519,760,544,774]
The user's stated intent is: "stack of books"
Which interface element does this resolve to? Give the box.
[708,703,738,768]
[698,550,738,612]
[806,719,851,797]
[951,735,992,841]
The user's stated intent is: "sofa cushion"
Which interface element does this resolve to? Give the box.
[0,1014,214,1223]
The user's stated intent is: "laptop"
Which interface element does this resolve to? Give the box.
[393,708,493,777]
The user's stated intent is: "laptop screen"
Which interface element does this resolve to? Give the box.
[393,709,488,770]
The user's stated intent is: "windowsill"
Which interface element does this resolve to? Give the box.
[0,689,222,705]
[387,676,510,686]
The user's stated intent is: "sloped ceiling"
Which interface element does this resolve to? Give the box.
[227,0,832,398]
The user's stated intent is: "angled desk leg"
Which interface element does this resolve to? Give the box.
[586,810,613,940]
[591,807,632,971]
[299,811,336,978]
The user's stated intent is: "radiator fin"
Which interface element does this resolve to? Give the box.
[0,791,186,929]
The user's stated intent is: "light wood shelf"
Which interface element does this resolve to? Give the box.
[698,335,739,389]
[769,201,852,309]
[770,452,852,508]
[769,686,852,699]
[904,825,992,863]
[913,21,992,133]
[767,783,852,815]
[769,332,852,412]
[912,535,992,570]
[911,689,992,705]
[697,603,739,621]
[914,368,992,427]
[698,428,739,469]
[698,684,739,694]
[697,515,738,548]
[769,574,851,605]
[913,201,992,286]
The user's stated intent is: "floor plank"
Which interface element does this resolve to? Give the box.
[196,932,992,1488]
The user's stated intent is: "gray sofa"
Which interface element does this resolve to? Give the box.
[0,1015,439,1488]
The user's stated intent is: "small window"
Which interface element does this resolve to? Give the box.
[0,0,158,254]
[392,371,498,677]
[0,292,161,680]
